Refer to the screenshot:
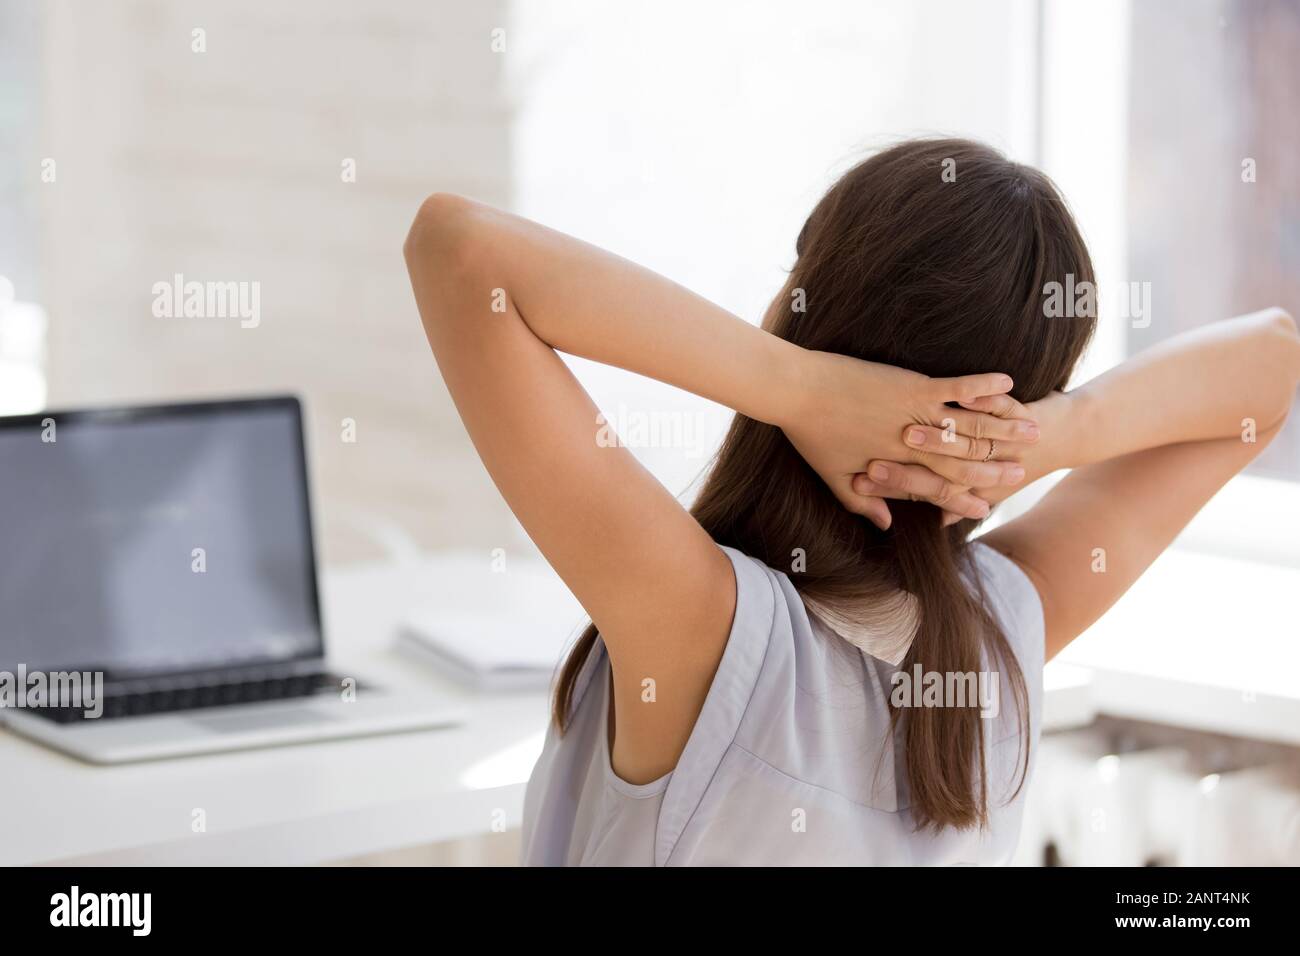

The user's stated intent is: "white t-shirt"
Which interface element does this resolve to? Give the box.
[521,542,1045,866]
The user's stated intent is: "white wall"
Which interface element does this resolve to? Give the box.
[34,0,515,564]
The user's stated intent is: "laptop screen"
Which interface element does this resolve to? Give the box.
[0,397,324,676]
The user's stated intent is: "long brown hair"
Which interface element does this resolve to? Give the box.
[553,139,1096,831]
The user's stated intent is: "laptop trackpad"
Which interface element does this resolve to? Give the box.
[188,706,340,733]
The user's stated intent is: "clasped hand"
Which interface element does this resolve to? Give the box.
[782,351,1042,530]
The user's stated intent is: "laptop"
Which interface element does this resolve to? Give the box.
[0,395,461,763]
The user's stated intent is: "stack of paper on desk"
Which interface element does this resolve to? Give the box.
[397,563,588,691]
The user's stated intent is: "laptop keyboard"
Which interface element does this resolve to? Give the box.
[32,671,341,724]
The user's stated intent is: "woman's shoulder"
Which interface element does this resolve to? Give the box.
[967,539,1046,670]
[640,540,1045,759]
[718,540,1044,666]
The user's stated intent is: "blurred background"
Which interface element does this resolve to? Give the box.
[3,0,1297,566]
[1,0,1298,865]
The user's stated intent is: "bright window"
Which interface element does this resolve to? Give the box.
[506,0,1040,501]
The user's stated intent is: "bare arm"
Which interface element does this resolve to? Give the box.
[1064,309,1299,465]
[404,194,1031,780]
[981,308,1300,658]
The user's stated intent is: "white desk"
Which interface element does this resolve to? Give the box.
[1,557,554,867]
[1057,548,1300,748]
[2,547,1295,866]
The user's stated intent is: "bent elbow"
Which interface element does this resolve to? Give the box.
[403,192,480,274]
[1259,307,1300,430]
